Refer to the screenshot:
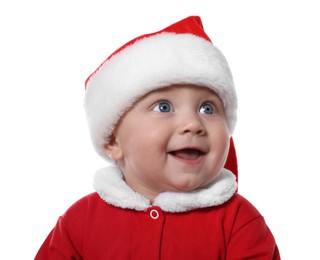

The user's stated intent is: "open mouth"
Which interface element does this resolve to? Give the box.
[169,148,205,161]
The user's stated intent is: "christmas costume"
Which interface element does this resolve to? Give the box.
[35,16,280,259]
[35,165,279,259]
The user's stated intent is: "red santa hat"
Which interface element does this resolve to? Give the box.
[84,16,238,167]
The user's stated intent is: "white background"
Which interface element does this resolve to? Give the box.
[1,0,319,259]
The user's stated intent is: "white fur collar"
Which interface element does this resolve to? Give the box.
[93,165,237,213]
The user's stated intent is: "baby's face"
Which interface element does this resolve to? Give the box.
[105,84,230,201]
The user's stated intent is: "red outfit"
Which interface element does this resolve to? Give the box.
[36,192,279,259]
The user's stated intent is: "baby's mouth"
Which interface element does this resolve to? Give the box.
[169,148,205,160]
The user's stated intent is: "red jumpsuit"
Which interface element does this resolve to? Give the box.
[35,167,280,259]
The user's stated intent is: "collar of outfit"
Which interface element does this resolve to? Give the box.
[93,165,238,213]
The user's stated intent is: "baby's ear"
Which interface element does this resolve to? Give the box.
[104,135,123,161]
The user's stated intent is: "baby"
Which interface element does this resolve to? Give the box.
[36,16,280,259]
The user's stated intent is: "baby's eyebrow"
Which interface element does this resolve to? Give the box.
[142,92,171,102]
[206,93,223,104]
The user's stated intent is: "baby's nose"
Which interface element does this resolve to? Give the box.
[178,115,206,136]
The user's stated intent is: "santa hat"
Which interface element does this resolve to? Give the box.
[84,16,238,165]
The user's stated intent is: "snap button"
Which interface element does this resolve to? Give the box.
[150,209,159,219]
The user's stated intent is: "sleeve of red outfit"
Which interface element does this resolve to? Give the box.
[226,196,281,260]
[34,216,83,260]
[34,195,88,260]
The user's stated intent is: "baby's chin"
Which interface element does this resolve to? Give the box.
[166,177,216,193]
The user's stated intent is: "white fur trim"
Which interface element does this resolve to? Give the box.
[93,165,150,211]
[93,165,237,213]
[84,33,237,161]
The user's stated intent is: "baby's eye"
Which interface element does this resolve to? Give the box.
[153,102,173,113]
[199,103,215,114]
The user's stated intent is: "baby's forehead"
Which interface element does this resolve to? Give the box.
[142,84,220,98]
